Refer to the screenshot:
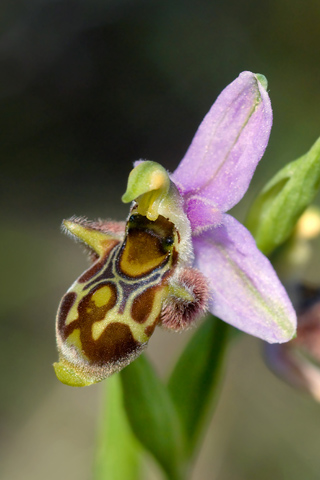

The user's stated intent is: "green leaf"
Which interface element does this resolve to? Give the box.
[93,374,141,480]
[168,316,229,457]
[246,138,320,255]
[120,354,186,480]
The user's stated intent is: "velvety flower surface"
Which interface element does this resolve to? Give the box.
[171,71,296,343]
[55,71,297,387]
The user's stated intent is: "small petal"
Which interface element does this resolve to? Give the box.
[193,214,296,343]
[172,71,272,213]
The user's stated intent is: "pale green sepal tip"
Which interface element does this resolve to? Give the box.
[54,361,94,387]
[63,219,115,257]
[255,73,268,91]
[121,161,169,204]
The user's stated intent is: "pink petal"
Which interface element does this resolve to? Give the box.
[184,195,223,235]
[193,214,296,343]
[172,72,272,213]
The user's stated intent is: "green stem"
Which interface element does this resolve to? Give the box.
[93,375,141,480]
[168,316,230,465]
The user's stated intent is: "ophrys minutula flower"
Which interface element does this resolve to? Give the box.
[54,71,296,386]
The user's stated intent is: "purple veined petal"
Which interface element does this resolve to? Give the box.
[184,195,223,235]
[172,71,272,213]
[193,214,296,343]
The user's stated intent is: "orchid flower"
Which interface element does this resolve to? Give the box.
[54,71,296,387]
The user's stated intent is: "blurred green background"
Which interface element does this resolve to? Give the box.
[1,0,320,479]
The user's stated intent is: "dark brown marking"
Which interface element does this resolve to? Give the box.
[131,286,159,324]
[128,213,175,239]
[78,241,118,283]
[177,231,181,243]
[144,314,161,337]
[82,322,140,366]
[58,292,77,332]
[118,280,136,314]
[59,282,117,342]
[78,283,117,323]
[76,283,139,364]
[78,259,105,283]
[171,247,179,268]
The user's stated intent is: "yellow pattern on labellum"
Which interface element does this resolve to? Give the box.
[66,328,83,353]
[65,297,80,326]
[91,310,117,341]
[92,285,113,307]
